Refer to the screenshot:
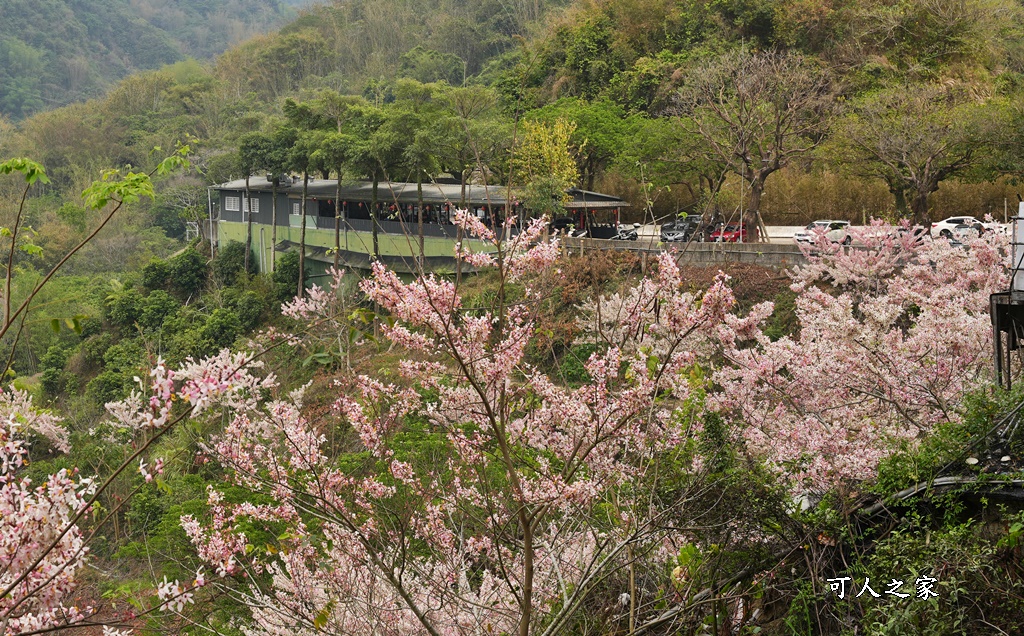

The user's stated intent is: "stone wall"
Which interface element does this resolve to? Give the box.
[561,237,807,269]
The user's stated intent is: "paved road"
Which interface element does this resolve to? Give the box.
[640,223,1013,244]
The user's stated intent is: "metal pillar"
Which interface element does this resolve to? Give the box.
[991,204,1024,388]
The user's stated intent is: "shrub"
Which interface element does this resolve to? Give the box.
[84,339,147,405]
[39,367,63,397]
[77,316,102,338]
[102,339,146,375]
[78,333,114,370]
[224,288,266,332]
[40,344,71,396]
[85,370,129,406]
[272,250,303,303]
[141,259,171,291]
[557,343,600,385]
[166,307,242,362]
[168,248,207,298]
[200,308,242,351]
[212,240,254,284]
[847,519,1024,634]
[105,288,144,330]
[138,290,181,332]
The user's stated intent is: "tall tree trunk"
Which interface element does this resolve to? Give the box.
[271,179,278,273]
[298,172,308,298]
[371,175,380,261]
[244,175,252,273]
[746,178,765,242]
[911,188,931,226]
[417,172,424,267]
[519,521,534,636]
[370,175,381,341]
[335,170,342,270]
[892,186,910,219]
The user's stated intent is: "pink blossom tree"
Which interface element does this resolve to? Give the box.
[0,388,94,636]
[184,214,737,636]
[712,222,1008,487]
[0,348,273,636]
[0,150,211,636]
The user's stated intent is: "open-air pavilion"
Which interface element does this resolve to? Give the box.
[209,176,629,274]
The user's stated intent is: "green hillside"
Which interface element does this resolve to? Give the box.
[0,0,303,120]
[4,5,1024,635]
[6,0,1024,226]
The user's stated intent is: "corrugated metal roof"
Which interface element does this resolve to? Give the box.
[211,177,628,208]
[212,177,512,205]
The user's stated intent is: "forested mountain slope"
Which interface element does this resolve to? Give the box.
[6,0,1024,226]
[514,0,1024,111]
[4,4,1024,634]
[0,0,307,120]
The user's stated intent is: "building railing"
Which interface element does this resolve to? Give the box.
[275,215,521,239]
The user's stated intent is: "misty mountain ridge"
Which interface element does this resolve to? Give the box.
[0,0,313,120]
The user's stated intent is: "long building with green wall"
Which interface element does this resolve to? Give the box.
[209,176,629,278]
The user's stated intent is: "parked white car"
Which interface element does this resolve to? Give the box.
[793,220,851,245]
[950,223,981,243]
[931,216,999,239]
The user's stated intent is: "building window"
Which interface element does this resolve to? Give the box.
[245,197,259,215]
[292,201,301,215]
[225,196,241,212]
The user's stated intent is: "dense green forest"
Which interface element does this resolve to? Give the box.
[0,0,311,120]
[7,0,1024,388]
[6,0,1024,377]
[3,3,1024,634]
[5,0,1024,226]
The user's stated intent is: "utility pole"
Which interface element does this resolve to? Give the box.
[207,186,216,257]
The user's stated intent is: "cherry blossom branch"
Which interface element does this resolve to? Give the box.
[1,341,278,629]
[3,179,31,327]
[0,407,193,622]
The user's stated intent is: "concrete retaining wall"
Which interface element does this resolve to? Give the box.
[561,237,807,268]
[670,242,807,267]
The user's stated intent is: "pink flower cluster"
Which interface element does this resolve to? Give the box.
[281,267,346,321]
[452,210,561,280]
[0,391,94,635]
[172,218,1013,635]
[177,239,738,636]
[713,222,1008,487]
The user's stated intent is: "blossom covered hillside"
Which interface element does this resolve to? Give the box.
[714,223,1008,487]
[3,214,1020,635]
